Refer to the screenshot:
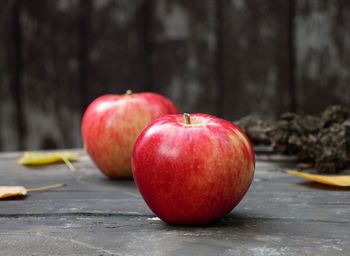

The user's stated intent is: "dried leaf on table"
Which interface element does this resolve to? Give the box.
[0,183,65,199]
[0,186,27,199]
[18,151,78,171]
[287,170,350,187]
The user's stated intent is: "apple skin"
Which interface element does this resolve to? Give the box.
[81,92,178,179]
[132,113,255,225]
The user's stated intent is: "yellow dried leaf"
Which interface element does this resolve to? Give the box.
[287,170,350,187]
[18,151,78,171]
[0,186,27,199]
[0,183,65,200]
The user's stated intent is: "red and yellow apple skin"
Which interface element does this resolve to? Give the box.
[81,92,178,179]
[132,113,255,225]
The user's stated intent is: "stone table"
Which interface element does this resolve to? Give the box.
[0,150,349,255]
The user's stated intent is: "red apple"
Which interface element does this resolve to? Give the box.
[81,91,178,179]
[132,113,255,225]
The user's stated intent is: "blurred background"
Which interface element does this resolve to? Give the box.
[0,0,349,152]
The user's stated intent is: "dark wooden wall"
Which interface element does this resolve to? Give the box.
[0,0,349,151]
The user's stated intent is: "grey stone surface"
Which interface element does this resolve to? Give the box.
[0,151,349,255]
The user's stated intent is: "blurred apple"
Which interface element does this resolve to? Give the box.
[82,90,178,179]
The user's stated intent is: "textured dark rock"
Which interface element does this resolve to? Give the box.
[236,105,350,173]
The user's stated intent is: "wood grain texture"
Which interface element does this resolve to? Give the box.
[295,0,350,114]
[0,0,20,151]
[0,151,349,255]
[20,0,82,150]
[84,0,148,108]
[220,0,291,120]
[148,0,219,114]
[2,0,350,152]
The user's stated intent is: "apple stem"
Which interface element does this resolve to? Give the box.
[126,90,133,95]
[184,113,191,125]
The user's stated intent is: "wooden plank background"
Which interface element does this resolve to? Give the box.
[220,0,292,119]
[0,0,21,151]
[0,0,349,151]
